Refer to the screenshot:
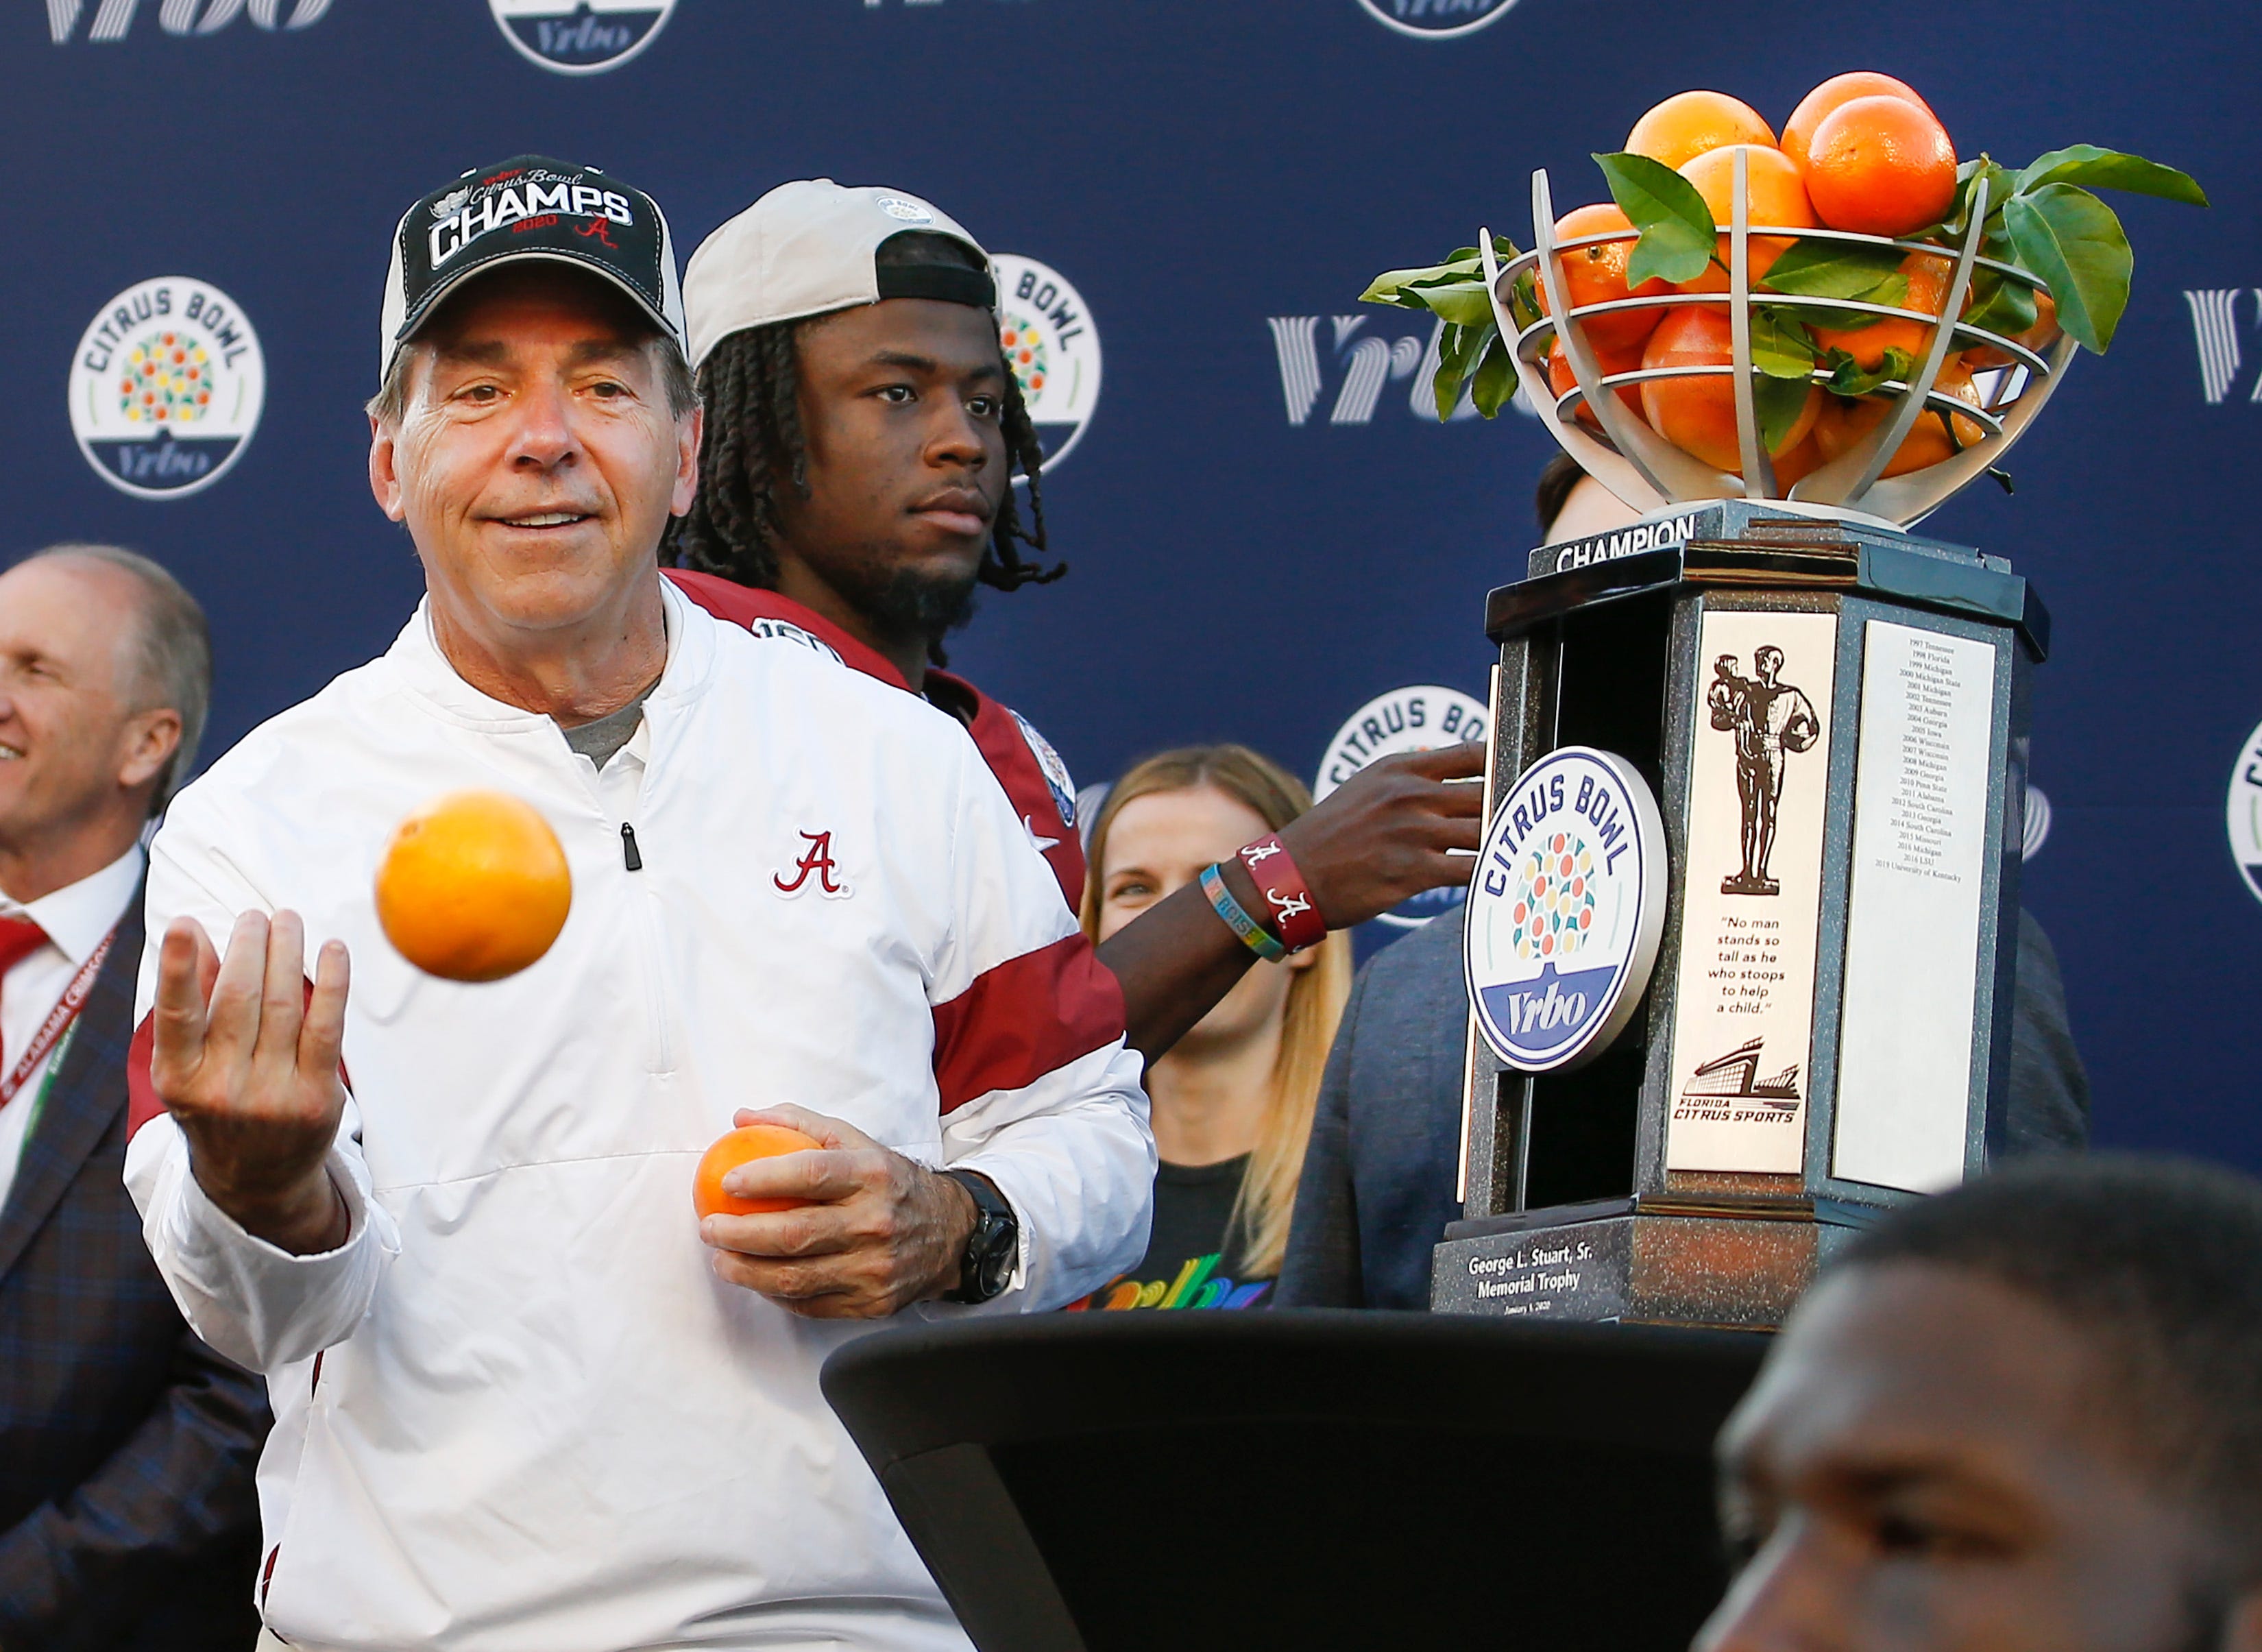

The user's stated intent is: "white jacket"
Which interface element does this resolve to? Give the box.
[124,581,1152,1651]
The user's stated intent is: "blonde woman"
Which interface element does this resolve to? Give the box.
[1069,746,1352,1311]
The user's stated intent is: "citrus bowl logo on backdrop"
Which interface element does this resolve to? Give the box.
[69,278,264,501]
[2228,720,2262,905]
[490,0,674,73]
[1466,746,1666,1072]
[1357,0,1518,39]
[1315,685,1489,929]
[991,254,1102,472]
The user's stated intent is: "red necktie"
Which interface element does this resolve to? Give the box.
[0,915,52,1071]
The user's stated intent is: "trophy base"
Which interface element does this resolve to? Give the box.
[1429,1199,1873,1330]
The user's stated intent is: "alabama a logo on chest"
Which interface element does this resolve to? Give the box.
[773,830,851,899]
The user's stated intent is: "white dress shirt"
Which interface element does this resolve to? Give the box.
[0,844,143,1211]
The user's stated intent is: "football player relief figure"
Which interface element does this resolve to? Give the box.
[1708,646,1820,897]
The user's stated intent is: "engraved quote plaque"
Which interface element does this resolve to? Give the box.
[1665,609,1840,1174]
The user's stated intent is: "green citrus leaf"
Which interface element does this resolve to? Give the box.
[1942,157,2017,239]
[1431,321,1483,421]
[1411,284,1499,328]
[1753,375,1813,452]
[1759,239,1906,300]
[1751,306,1820,379]
[1470,335,1517,419]
[2002,184,2130,352]
[2015,145,2208,207]
[1593,151,1715,286]
[1824,345,1917,398]
[1964,266,2040,340]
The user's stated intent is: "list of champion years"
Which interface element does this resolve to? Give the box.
[1876,634,1972,883]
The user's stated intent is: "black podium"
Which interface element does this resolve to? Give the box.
[822,1312,1765,1651]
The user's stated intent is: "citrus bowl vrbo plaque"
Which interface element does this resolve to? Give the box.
[1465,746,1666,1074]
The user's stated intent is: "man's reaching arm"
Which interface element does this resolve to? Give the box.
[1098,743,1485,1060]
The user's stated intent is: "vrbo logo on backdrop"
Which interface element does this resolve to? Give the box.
[47,0,330,40]
[1267,314,1525,427]
[1356,0,1516,38]
[2185,289,2262,404]
[491,0,674,74]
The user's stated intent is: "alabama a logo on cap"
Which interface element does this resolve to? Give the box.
[990,254,1103,472]
[489,0,674,74]
[1466,746,1666,1071]
[1357,0,1520,38]
[69,278,264,500]
[2229,720,2262,905]
[1315,685,1489,930]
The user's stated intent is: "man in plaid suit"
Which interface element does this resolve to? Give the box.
[0,546,267,1649]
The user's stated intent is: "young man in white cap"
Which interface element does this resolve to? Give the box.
[666,182,1485,1059]
[123,155,1152,1651]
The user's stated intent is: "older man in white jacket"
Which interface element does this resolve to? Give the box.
[121,154,1152,1652]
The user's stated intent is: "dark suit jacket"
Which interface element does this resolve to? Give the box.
[1277,906,2091,1310]
[0,894,269,1650]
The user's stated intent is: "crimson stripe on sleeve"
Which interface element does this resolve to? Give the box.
[931,932,1126,1114]
[127,1012,166,1139]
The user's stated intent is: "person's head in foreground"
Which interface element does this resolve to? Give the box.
[1699,1154,2262,1652]
[668,180,1054,682]
[1080,746,1350,1285]
[367,156,698,718]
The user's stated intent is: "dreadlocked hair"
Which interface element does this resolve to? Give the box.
[666,252,1064,605]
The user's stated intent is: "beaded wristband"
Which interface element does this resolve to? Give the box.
[1236,834,1327,953]
[1200,863,1287,962]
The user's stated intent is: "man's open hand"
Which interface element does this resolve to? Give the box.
[1278,741,1486,929]
[152,910,352,1255]
[698,1104,979,1319]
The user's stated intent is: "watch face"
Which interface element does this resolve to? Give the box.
[972,1213,1017,1300]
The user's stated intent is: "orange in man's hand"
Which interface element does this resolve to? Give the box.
[1625,90,1777,171]
[693,1123,825,1219]
[1803,94,1958,237]
[375,790,572,982]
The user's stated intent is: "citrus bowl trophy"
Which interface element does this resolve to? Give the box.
[1398,97,2202,1327]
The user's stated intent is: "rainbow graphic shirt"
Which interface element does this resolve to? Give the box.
[1063,1155,1273,1312]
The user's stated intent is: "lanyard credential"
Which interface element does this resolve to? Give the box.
[0,929,114,1110]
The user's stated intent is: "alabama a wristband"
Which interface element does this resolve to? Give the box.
[1200,863,1288,963]
[1237,834,1326,953]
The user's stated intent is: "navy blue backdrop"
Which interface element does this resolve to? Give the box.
[7,0,2259,1168]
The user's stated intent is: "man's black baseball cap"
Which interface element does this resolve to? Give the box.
[378,154,687,378]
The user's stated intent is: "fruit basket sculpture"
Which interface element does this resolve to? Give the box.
[1368,80,2205,534]
[1487,158,2070,528]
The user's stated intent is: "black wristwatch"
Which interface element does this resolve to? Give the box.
[941,1170,1018,1304]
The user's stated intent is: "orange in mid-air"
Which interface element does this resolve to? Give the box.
[375,790,572,982]
[1625,90,1777,171]
[1640,304,1823,474]
[693,1124,825,1219]
[1803,94,1958,236]
[1537,203,1672,348]
[1781,71,1935,169]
